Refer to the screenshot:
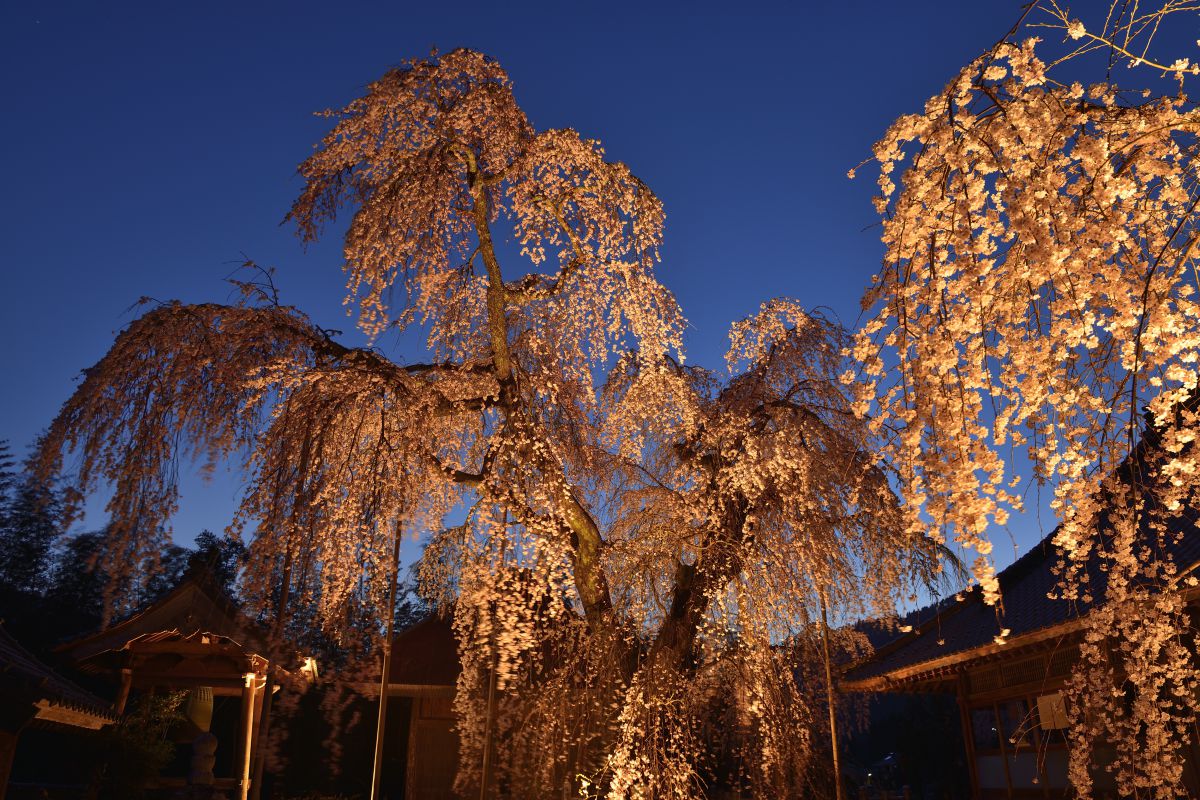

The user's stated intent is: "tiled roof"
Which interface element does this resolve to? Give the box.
[843,504,1200,689]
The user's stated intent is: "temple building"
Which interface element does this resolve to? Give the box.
[843,512,1200,800]
[0,623,115,800]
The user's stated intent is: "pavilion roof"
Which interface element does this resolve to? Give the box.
[59,572,272,667]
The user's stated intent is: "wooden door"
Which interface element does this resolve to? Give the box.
[406,696,459,799]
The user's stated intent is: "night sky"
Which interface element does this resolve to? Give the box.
[1,2,1040,568]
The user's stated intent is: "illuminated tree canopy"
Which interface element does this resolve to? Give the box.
[855,5,1200,794]
[38,48,943,796]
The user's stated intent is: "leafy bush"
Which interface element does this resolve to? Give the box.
[95,692,185,799]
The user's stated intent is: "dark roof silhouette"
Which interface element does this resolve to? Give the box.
[388,613,459,688]
[844,503,1200,690]
[0,622,115,728]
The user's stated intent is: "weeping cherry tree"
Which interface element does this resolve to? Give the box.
[40,49,946,797]
[853,4,1200,795]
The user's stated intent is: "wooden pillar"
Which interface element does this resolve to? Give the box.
[994,701,1014,799]
[114,668,133,716]
[0,729,19,800]
[248,669,276,800]
[238,672,256,800]
[250,677,266,755]
[956,672,981,800]
[405,700,419,800]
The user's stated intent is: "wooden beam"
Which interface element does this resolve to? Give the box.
[344,681,455,699]
[128,675,248,691]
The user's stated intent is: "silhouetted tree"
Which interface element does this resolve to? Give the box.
[141,542,189,602]
[186,529,246,595]
[0,439,66,651]
[0,441,14,504]
[44,530,110,638]
[0,439,61,597]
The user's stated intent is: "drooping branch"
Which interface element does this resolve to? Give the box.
[37,300,493,617]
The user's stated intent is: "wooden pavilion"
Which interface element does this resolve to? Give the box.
[388,614,460,799]
[59,574,293,800]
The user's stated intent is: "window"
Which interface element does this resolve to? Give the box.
[971,705,1000,751]
[999,697,1037,750]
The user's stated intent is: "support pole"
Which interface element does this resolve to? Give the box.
[819,591,843,800]
[956,672,981,800]
[249,517,302,800]
[479,657,498,800]
[480,514,510,800]
[370,520,404,800]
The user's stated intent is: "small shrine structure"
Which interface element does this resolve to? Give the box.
[351,613,460,800]
[58,574,293,800]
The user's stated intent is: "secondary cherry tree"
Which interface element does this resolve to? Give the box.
[854,3,1200,795]
[38,49,944,796]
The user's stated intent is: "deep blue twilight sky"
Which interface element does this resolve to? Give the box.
[1,1,1045,569]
